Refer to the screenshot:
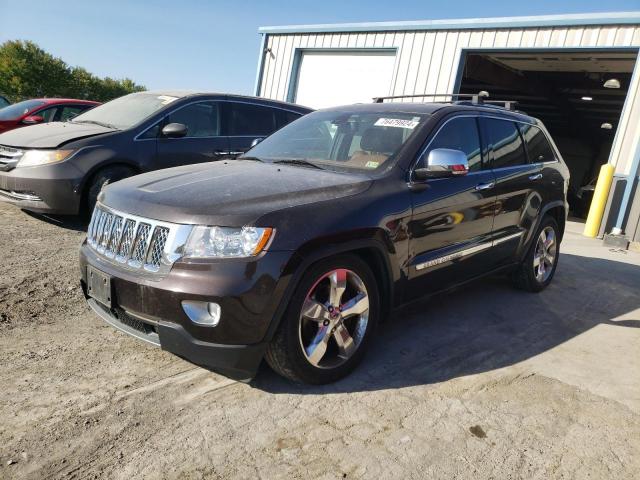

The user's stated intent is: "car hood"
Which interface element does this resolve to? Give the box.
[0,121,113,148]
[100,160,372,226]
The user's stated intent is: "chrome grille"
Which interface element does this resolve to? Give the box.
[86,204,190,276]
[0,145,23,171]
[146,227,169,268]
[130,223,151,265]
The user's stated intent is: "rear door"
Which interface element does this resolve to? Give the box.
[224,102,294,156]
[406,115,497,299]
[155,100,228,169]
[481,116,542,263]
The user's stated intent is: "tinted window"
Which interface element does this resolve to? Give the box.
[0,99,45,120]
[35,107,57,123]
[228,103,276,136]
[519,123,556,163]
[59,106,87,122]
[426,117,483,171]
[486,118,527,168]
[276,110,302,129]
[0,96,9,109]
[167,102,220,137]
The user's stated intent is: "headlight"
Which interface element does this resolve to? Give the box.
[184,226,274,258]
[17,149,75,168]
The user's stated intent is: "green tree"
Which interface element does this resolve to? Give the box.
[0,40,145,102]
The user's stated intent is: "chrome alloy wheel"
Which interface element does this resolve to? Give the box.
[298,269,369,369]
[534,226,557,283]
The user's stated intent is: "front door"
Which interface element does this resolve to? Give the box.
[156,101,229,169]
[406,115,497,299]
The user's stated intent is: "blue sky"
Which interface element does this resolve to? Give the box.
[1,0,639,95]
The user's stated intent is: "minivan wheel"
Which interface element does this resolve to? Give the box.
[265,255,379,384]
[512,215,560,292]
[85,165,135,216]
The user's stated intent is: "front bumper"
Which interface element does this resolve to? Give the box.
[0,163,83,214]
[80,242,295,380]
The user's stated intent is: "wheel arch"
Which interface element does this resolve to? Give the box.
[263,233,396,343]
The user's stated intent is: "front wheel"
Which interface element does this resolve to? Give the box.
[265,255,380,384]
[512,215,560,292]
[85,165,135,216]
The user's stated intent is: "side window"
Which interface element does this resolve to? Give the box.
[227,103,276,136]
[425,117,483,172]
[276,110,302,129]
[59,106,86,122]
[519,123,556,164]
[34,107,57,123]
[485,118,528,168]
[166,102,220,137]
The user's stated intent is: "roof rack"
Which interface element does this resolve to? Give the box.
[372,91,517,111]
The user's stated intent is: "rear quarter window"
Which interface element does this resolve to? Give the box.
[519,123,556,163]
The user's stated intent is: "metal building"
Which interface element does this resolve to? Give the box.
[254,12,640,246]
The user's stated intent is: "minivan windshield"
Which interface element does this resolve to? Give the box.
[0,99,45,120]
[71,92,178,130]
[244,110,429,172]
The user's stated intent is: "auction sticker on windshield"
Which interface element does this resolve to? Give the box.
[158,95,178,105]
[375,118,419,129]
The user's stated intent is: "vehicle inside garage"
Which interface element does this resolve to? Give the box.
[458,50,638,218]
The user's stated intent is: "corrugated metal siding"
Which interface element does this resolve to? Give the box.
[258,24,640,174]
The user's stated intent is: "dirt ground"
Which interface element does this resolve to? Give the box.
[1,202,639,480]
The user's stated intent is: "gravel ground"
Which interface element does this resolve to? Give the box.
[0,202,639,479]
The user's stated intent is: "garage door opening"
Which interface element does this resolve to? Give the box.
[458,49,637,218]
[292,50,396,109]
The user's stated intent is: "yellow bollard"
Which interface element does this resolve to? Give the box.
[584,163,616,237]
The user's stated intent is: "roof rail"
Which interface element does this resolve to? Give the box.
[372,91,517,111]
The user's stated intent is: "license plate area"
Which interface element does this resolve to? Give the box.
[87,265,112,308]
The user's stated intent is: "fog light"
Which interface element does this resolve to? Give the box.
[181,300,221,327]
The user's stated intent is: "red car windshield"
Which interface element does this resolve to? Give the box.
[0,99,46,120]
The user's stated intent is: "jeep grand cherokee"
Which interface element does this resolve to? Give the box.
[79,101,569,384]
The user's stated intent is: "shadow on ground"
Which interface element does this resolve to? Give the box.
[23,210,88,232]
[251,253,640,394]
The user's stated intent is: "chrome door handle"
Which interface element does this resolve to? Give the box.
[529,173,543,181]
[475,182,495,191]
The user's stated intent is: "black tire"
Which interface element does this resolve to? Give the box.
[265,254,380,384]
[85,165,135,215]
[512,215,560,292]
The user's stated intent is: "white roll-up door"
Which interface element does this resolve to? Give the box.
[293,51,396,109]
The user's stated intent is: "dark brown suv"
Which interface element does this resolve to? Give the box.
[80,100,569,384]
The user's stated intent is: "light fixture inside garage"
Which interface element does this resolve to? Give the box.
[581,96,593,101]
[603,78,621,89]
[601,122,613,130]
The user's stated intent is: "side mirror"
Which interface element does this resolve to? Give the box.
[250,137,264,148]
[162,122,188,138]
[22,115,44,125]
[414,148,469,180]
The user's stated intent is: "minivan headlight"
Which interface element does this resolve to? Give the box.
[184,226,274,258]
[17,149,75,167]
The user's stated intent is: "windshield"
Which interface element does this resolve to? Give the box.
[244,110,429,172]
[71,92,178,130]
[0,99,45,120]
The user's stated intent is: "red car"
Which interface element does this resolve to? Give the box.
[0,98,100,133]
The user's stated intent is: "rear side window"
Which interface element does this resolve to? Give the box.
[426,117,483,172]
[167,101,220,137]
[519,123,556,163]
[485,118,528,168]
[59,106,87,122]
[227,103,276,136]
[276,110,302,129]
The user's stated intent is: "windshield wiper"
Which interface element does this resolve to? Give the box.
[273,158,323,170]
[73,119,119,130]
